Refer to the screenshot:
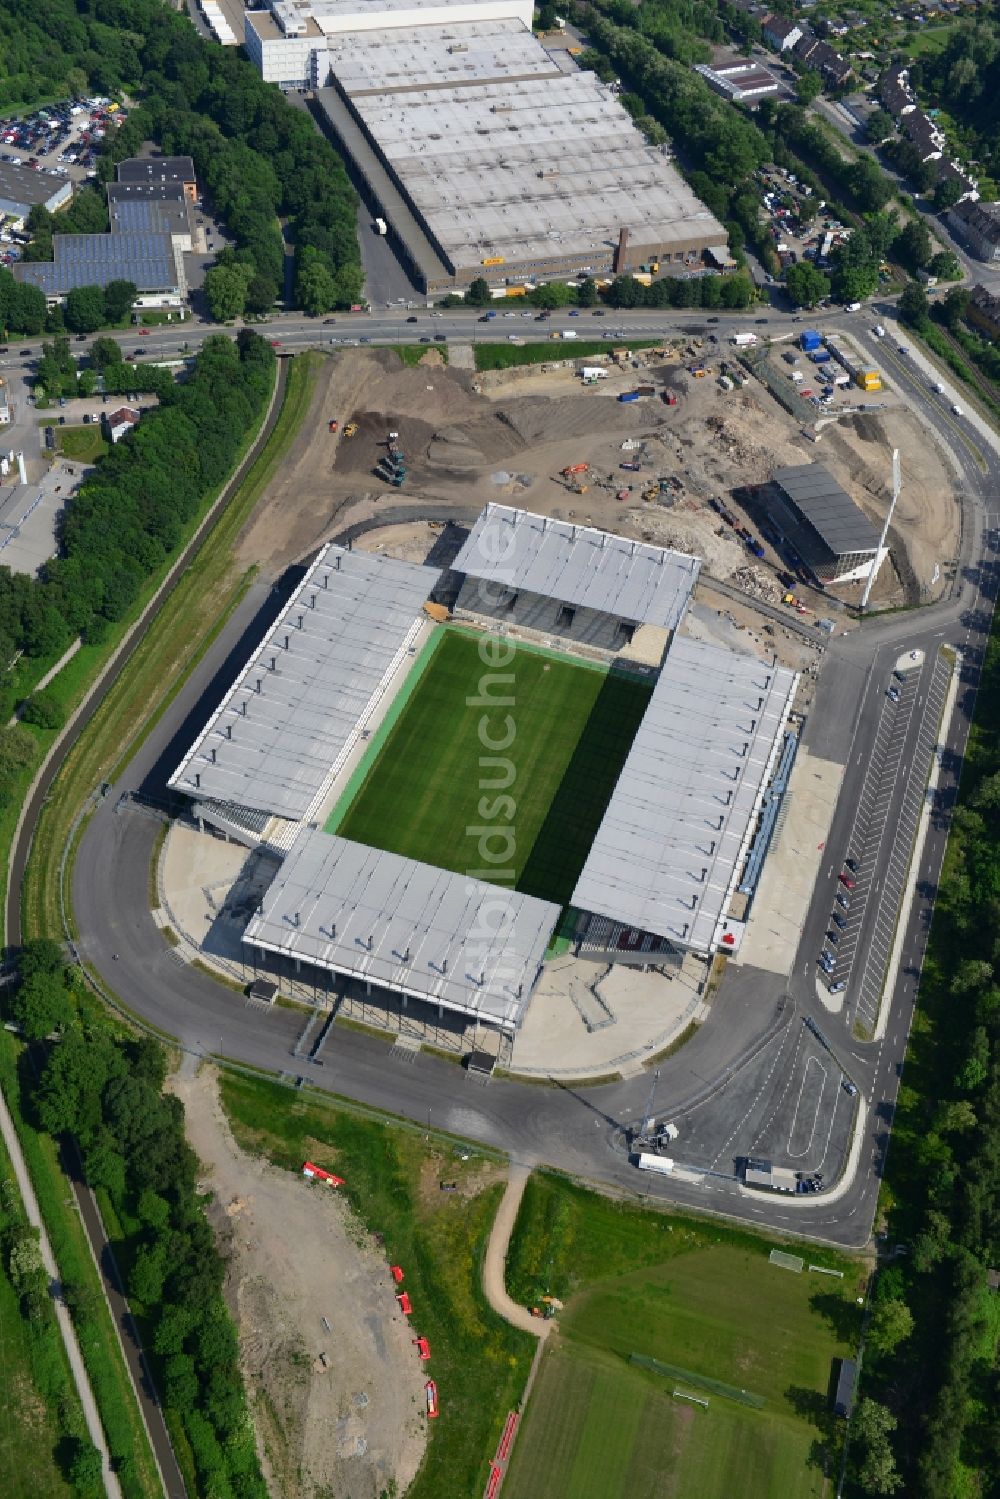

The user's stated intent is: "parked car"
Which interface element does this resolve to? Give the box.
[839,873,856,890]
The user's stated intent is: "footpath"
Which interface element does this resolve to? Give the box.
[0,1084,122,1498]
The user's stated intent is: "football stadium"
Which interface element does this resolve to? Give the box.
[168,505,798,1049]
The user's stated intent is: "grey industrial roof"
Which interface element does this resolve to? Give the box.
[108,197,191,239]
[453,505,700,630]
[14,230,178,294]
[168,545,436,822]
[244,828,559,1029]
[571,636,798,952]
[107,179,187,201]
[0,160,70,212]
[331,18,557,94]
[117,155,196,184]
[339,56,725,270]
[772,464,879,558]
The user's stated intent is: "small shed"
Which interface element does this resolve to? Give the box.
[247,978,277,1004]
[834,1358,857,1419]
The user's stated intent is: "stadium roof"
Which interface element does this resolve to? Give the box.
[571,636,798,952]
[453,505,700,630]
[168,545,436,822]
[244,828,559,1029]
[14,230,179,294]
[772,464,880,558]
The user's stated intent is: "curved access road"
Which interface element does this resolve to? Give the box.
[21,311,1000,1254]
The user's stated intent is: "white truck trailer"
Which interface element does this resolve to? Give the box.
[636,1152,674,1176]
[731,332,758,347]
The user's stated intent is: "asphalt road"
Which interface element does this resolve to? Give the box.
[10,302,999,1252]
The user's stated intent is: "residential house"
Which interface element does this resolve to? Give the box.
[966,284,1000,336]
[105,406,140,444]
[948,203,1000,262]
[762,13,804,48]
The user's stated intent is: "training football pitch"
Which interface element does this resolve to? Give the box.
[328,628,651,906]
[502,1178,861,1499]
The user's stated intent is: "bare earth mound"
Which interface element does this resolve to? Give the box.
[172,1065,427,1499]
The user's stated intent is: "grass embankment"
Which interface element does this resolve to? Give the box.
[218,1070,535,1499]
[20,350,317,944]
[393,343,449,366]
[0,1130,77,1499]
[474,338,659,371]
[0,1038,162,1497]
[502,1174,863,1499]
[332,628,651,905]
[54,425,109,464]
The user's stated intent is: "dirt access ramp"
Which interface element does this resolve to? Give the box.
[171,1065,427,1499]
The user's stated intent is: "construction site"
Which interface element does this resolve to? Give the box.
[239,336,961,623]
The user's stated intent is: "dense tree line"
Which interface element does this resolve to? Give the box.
[0,0,361,313]
[0,330,274,819]
[0,0,135,107]
[10,941,266,1498]
[853,649,1000,1494]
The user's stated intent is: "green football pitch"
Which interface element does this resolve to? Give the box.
[328,628,652,906]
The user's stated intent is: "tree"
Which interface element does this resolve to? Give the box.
[102,280,138,325]
[294,256,337,316]
[850,156,894,212]
[67,1438,103,1495]
[244,273,277,316]
[928,250,962,281]
[203,263,251,322]
[10,972,72,1040]
[933,176,963,212]
[867,108,895,143]
[797,71,823,105]
[577,277,598,307]
[89,336,123,372]
[898,279,929,326]
[19,690,64,730]
[64,285,107,335]
[785,261,830,308]
[466,277,493,307]
[868,1296,914,1356]
[530,280,575,308]
[7,1224,44,1290]
[894,218,933,271]
[854,1399,903,1495]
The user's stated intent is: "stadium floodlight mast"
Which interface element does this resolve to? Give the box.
[860,448,900,614]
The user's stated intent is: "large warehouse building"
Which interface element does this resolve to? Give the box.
[169,509,798,1040]
[14,155,192,304]
[244,0,727,291]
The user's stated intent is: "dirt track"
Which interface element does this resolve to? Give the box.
[172,1065,426,1499]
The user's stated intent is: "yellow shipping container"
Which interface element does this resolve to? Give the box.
[505,286,526,297]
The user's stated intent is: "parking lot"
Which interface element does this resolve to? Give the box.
[0,95,129,266]
[819,650,950,1034]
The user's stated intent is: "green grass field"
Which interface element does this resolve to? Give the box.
[330,628,651,905]
[503,1175,862,1499]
